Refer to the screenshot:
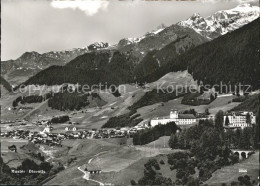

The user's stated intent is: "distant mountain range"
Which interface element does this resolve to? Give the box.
[117,24,207,60]
[2,4,259,86]
[1,42,109,85]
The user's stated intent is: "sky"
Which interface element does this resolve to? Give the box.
[1,0,258,60]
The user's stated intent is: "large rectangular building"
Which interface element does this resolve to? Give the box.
[223,111,256,129]
[150,110,196,127]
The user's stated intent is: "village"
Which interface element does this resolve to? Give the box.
[1,107,256,151]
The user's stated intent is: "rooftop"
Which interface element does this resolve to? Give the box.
[225,111,254,116]
[86,163,101,171]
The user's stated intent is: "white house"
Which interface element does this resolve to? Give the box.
[150,109,196,127]
[65,127,77,131]
[223,111,256,129]
[42,122,52,133]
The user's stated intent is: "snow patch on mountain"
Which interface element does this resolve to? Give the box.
[177,4,259,39]
[118,24,167,47]
[87,42,109,50]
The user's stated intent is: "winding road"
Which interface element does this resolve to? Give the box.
[77,151,109,186]
[77,166,105,186]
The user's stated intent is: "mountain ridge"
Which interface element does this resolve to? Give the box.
[22,18,259,91]
[177,3,259,39]
[1,42,110,85]
[138,18,259,90]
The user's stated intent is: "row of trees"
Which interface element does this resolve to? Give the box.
[181,92,216,106]
[12,93,53,107]
[48,92,89,111]
[133,122,179,145]
[51,115,70,123]
[129,89,185,111]
[102,109,143,128]
[181,109,197,116]
[12,95,44,107]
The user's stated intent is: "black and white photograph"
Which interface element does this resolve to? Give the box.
[0,0,259,185]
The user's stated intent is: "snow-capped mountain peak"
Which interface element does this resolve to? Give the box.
[87,42,109,50]
[117,24,168,48]
[177,3,259,39]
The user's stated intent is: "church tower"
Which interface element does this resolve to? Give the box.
[170,109,178,119]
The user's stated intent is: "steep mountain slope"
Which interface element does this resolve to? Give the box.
[139,19,259,90]
[1,42,109,85]
[134,33,202,79]
[2,49,86,85]
[23,50,136,86]
[117,24,208,60]
[178,4,259,39]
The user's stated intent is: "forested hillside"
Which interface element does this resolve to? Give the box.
[139,19,259,90]
[24,51,136,86]
[134,34,199,79]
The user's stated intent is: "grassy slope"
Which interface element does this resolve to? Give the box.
[148,70,197,90]
[144,136,170,148]
[205,152,259,185]
[91,150,187,185]
[46,138,175,185]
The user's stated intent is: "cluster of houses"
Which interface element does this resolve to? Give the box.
[1,129,62,147]
[1,130,30,139]
[44,125,147,139]
[1,122,150,148]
